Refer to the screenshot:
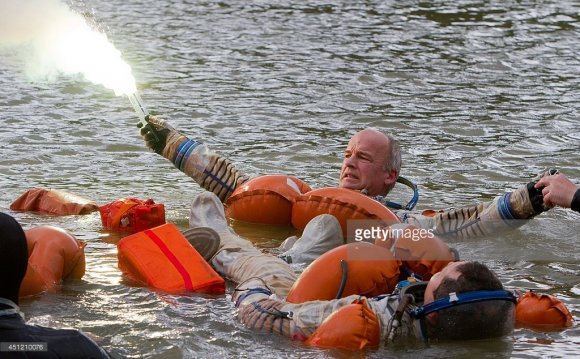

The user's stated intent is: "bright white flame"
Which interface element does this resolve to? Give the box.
[0,0,136,96]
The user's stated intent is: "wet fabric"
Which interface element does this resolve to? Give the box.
[572,189,580,213]
[10,188,98,216]
[0,213,110,358]
[167,132,544,240]
[189,193,297,298]
[189,193,419,341]
[278,214,344,265]
[0,311,110,359]
[395,184,542,239]
[0,212,28,304]
[162,129,247,202]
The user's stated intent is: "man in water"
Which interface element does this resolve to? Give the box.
[138,118,569,345]
[139,116,555,243]
[0,212,111,359]
[186,191,516,344]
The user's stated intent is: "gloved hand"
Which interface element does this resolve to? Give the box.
[527,169,559,212]
[532,168,559,183]
[137,115,173,154]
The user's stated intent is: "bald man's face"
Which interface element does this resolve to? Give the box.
[339,130,397,196]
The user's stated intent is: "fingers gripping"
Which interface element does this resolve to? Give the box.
[137,115,170,154]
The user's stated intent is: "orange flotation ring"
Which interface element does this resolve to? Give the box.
[375,224,457,280]
[226,176,400,239]
[117,223,225,294]
[286,242,400,303]
[305,299,380,350]
[291,187,400,240]
[10,188,98,215]
[515,291,573,331]
[225,175,312,225]
[19,226,86,297]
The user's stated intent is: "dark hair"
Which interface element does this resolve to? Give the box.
[429,261,515,340]
[0,212,29,304]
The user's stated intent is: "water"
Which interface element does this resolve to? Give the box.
[1,0,579,357]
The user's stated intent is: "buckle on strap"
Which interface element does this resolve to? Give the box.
[410,290,517,318]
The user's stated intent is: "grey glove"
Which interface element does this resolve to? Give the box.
[137,115,173,154]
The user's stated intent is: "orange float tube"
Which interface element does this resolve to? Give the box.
[291,187,400,240]
[117,223,225,294]
[286,242,400,303]
[225,175,312,225]
[10,188,98,215]
[515,291,573,331]
[375,224,457,280]
[19,226,86,297]
[305,299,380,350]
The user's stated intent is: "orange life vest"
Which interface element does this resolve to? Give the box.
[292,187,400,239]
[374,224,458,281]
[225,175,400,238]
[10,188,98,215]
[516,291,573,330]
[19,226,86,297]
[117,223,225,294]
[286,242,401,303]
[225,174,312,225]
[305,299,380,350]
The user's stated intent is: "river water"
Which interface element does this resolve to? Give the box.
[0,0,579,358]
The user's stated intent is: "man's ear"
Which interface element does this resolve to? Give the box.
[383,170,398,189]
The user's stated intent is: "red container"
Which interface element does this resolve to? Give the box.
[100,198,165,233]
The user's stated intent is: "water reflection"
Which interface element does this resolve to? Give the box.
[1,0,578,357]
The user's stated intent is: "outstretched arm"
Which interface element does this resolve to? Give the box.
[535,173,580,212]
[396,173,553,239]
[138,115,248,202]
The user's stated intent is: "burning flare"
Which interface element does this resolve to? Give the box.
[0,0,137,96]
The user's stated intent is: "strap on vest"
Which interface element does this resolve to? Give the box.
[374,176,419,211]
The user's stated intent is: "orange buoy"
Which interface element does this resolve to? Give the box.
[117,223,225,294]
[375,224,457,280]
[286,242,400,303]
[225,174,312,225]
[291,187,400,240]
[19,226,86,297]
[305,299,380,350]
[515,291,573,331]
[10,188,98,215]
